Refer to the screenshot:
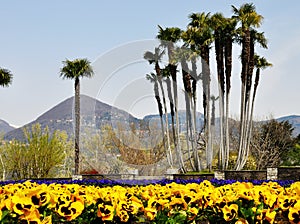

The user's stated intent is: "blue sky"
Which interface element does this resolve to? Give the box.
[0,1,300,127]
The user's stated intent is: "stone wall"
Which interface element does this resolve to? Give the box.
[224,170,267,180]
[277,167,300,180]
[214,167,300,180]
[173,173,214,180]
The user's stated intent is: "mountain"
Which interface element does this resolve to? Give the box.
[4,95,140,140]
[0,119,15,134]
[3,94,300,140]
[276,115,300,136]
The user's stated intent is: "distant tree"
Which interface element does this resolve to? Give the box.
[0,124,72,179]
[250,119,295,170]
[60,58,94,174]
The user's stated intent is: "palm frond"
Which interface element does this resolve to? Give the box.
[0,68,13,87]
[60,58,94,80]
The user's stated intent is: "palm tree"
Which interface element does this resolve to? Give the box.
[232,3,264,170]
[210,13,238,169]
[144,48,173,166]
[157,26,185,170]
[223,17,237,169]
[186,12,214,171]
[210,13,226,170]
[244,55,272,166]
[0,68,13,87]
[0,67,13,180]
[174,46,199,171]
[60,58,94,175]
[146,72,165,157]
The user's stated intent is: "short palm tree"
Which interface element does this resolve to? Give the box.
[60,58,94,175]
[0,68,13,87]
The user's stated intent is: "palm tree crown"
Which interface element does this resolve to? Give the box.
[60,58,94,80]
[232,3,263,29]
[0,68,13,87]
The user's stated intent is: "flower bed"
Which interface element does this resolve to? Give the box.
[0,179,299,223]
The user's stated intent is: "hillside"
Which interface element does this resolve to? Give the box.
[276,115,300,137]
[4,95,140,140]
[0,119,15,134]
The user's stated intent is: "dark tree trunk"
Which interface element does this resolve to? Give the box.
[74,77,80,175]
[214,30,225,170]
[236,29,251,170]
[224,37,233,169]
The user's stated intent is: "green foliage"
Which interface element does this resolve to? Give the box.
[281,143,300,166]
[0,123,73,179]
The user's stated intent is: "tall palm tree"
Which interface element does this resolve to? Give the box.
[60,58,94,175]
[186,12,214,171]
[237,30,268,169]
[0,67,13,180]
[232,3,263,170]
[210,13,238,169]
[210,13,226,170]
[223,17,237,169]
[157,26,185,171]
[144,48,173,166]
[174,46,199,171]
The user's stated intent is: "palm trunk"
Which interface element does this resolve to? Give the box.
[158,78,172,167]
[191,57,200,171]
[236,29,250,170]
[201,46,212,171]
[0,154,6,181]
[154,87,167,165]
[240,36,255,169]
[224,37,233,169]
[182,58,199,171]
[211,97,217,166]
[166,76,178,167]
[170,64,185,171]
[214,32,225,170]
[74,77,80,175]
[245,68,260,167]
[155,62,172,167]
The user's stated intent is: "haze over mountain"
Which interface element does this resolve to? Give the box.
[2,95,300,140]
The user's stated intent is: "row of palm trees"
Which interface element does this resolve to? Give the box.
[144,3,272,171]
